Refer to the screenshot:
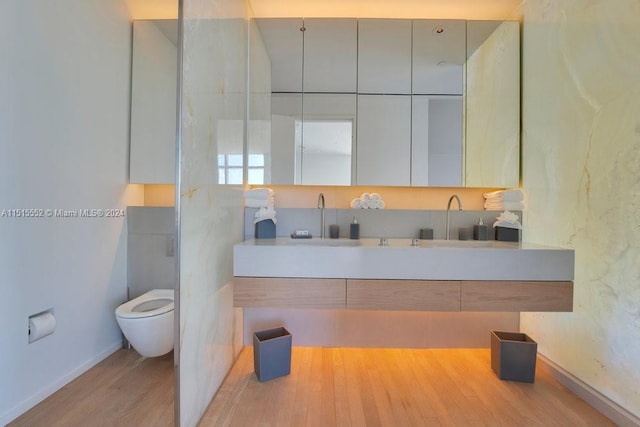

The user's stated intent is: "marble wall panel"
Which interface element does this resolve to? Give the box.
[178,0,251,424]
[520,0,640,416]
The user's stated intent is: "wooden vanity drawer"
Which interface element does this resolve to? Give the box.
[461,281,574,312]
[233,277,346,308]
[347,279,461,311]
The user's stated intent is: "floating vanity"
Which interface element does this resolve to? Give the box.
[233,238,574,312]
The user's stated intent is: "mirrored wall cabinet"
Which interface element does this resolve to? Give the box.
[129,20,178,184]
[249,18,520,188]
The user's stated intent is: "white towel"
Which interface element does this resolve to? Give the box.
[245,188,274,199]
[351,193,385,208]
[493,210,522,229]
[246,198,274,208]
[244,188,275,208]
[370,199,385,209]
[253,207,277,224]
[350,198,363,209]
[484,201,525,211]
[483,189,524,202]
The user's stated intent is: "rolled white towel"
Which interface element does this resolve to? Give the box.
[361,200,371,209]
[370,193,381,201]
[378,200,386,209]
[483,189,524,202]
[361,193,372,202]
[350,198,363,209]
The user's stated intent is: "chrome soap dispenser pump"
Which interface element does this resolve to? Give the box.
[349,216,360,240]
[473,217,489,241]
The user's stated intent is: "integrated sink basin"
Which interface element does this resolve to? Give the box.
[281,238,503,248]
[234,237,575,281]
[284,238,361,247]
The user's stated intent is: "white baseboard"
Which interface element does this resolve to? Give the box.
[1,341,122,426]
[538,354,640,427]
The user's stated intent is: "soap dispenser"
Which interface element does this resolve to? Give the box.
[349,216,360,240]
[473,218,489,241]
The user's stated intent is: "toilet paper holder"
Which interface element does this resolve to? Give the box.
[28,309,56,343]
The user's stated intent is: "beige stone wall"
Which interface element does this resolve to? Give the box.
[520,0,640,416]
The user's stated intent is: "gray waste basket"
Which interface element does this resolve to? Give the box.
[253,327,292,382]
[491,330,537,383]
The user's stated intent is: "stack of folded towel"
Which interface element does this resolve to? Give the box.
[244,188,277,224]
[483,189,525,211]
[350,192,386,209]
[244,188,275,208]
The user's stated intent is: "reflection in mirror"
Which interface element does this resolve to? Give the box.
[216,119,245,185]
[412,95,463,186]
[269,94,301,184]
[465,21,520,188]
[267,93,356,185]
[247,17,273,185]
[299,94,355,185]
[297,120,352,185]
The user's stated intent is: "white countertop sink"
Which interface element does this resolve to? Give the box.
[233,237,575,281]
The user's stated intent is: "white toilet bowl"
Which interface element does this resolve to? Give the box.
[115,289,174,357]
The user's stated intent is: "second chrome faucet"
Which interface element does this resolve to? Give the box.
[317,192,325,238]
[446,194,463,240]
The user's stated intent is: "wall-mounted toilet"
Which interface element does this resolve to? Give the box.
[115,288,174,357]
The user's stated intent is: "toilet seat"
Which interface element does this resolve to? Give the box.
[116,289,174,319]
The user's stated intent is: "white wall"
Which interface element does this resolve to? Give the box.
[520,0,640,418]
[0,0,142,423]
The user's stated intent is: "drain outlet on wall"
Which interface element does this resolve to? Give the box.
[28,309,56,343]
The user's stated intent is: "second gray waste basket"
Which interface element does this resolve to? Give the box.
[253,327,292,382]
[491,330,537,383]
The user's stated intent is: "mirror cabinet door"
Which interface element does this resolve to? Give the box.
[303,19,357,93]
[255,18,303,93]
[129,20,178,184]
[300,94,356,185]
[412,20,466,95]
[357,95,412,186]
[412,96,463,186]
[357,19,412,94]
[249,18,520,188]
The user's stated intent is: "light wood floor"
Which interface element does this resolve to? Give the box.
[9,349,174,427]
[201,347,615,426]
[10,347,615,427]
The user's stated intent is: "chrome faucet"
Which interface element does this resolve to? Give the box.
[446,194,463,240]
[317,192,325,238]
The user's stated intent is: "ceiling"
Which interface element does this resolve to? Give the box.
[123,0,521,20]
